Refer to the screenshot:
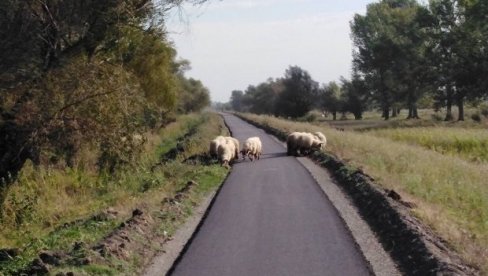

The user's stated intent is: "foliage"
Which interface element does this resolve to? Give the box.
[275,66,319,118]
[0,0,212,183]
[351,0,433,120]
[176,76,211,113]
[319,81,343,120]
[0,112,228,274]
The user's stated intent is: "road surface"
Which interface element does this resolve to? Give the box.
[170,114,372,276]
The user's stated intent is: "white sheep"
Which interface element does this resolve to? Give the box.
[240,137,262,161]
[217,140,237,168]
[286,132,304,156]
[224,136,240,159]
[209,136,226,158]
[287,132,324,156]
[313,131,327,149]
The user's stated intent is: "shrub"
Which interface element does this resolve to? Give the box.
[471,112,482,122]
[479,103,488,118]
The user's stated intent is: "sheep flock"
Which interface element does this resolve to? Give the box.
[209,131,326,168]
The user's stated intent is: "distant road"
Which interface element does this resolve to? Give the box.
[170,114,371,276]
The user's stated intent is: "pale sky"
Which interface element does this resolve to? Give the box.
[166,0,374,103]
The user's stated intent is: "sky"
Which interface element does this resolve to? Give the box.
[166,0,375,103]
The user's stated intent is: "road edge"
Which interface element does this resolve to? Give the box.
[143,173,230,276]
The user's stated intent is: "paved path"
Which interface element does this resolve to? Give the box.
[170,114,372,276]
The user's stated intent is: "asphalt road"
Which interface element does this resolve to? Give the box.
[170,114,372,276]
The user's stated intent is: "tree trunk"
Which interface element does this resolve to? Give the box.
[457,96,464,121]
[353,111,362,120]
[410,103,419,119]
[332,111,337,121]
[383,106,390,120]
[391,106,398,118]
[413,105,419,119]
[444,85,453,121]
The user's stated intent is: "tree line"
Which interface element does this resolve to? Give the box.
[228,0,488,121]
[0,0,210,184]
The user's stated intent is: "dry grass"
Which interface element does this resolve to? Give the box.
[240,113,488,274]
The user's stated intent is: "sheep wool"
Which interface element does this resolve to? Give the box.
[224,136,240,158]
[218,140,236,167]
[313,131,327,149]
[287,132,323,156]
[241,136,262,161]
[209,136,226,157]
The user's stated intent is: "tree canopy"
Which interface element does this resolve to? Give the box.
[0,0,212,183]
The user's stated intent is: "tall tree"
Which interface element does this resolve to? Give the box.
[0,0,210,183]
[340,74,370,120]
[230,90,245,112]
[351,0,431,120]
[319,81,342,120]
[428,0,488,120]
[275,66,319,118]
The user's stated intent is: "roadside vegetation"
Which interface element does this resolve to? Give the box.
[239,112,488,274]
[0,112,229,275]
[366,127,488,163]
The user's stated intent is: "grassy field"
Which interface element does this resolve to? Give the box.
[239,113,488,274]
[366,127,488,163]
[0,112,229,275]
[314,107,488,131]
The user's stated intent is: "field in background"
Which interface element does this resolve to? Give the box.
[307,107,488,131]
[239,112,488,274]
[367,127,488,163]
[0,112,229,275]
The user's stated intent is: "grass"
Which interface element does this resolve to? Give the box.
[366,127,488,163]
[0,112,229,275]
[313,107,488,131]
[239,112,488,274]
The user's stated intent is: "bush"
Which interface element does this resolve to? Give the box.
[479,103,488,118]
[471,112,482,122]
[431,112,443,121]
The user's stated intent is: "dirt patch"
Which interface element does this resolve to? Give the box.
[236,114,479,276]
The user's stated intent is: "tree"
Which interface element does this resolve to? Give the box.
[319,81,342,120]
[428,0,488,120]
[340,74,370,120]
[177,77,210,113]
[351,0,431,120]
[428,0,458,120]
[275,66,319,118]
[230,90,245,112]
[0,0,211,183]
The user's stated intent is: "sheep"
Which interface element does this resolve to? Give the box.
[286,132,303,156]
[240,137,262,161]
[224,136,240,159]
[313,131,327,149]
[209,136,226,158]
[217,140,236,168]
[287,132,324,156]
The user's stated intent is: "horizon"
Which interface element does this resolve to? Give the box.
[166,0,374,103]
